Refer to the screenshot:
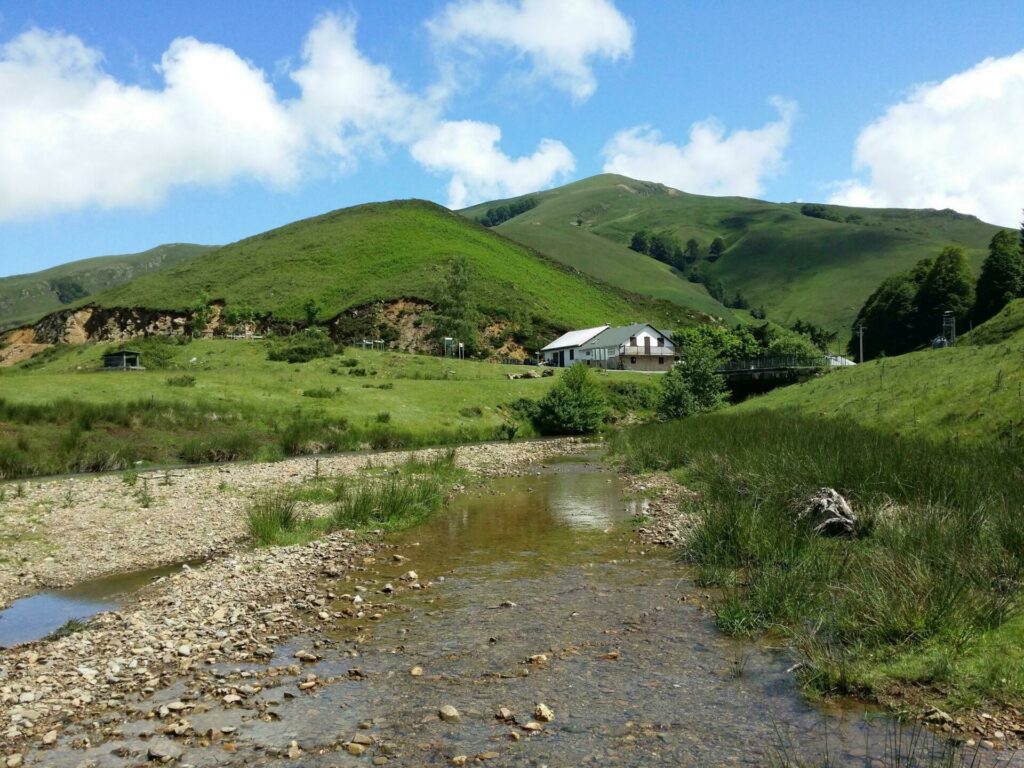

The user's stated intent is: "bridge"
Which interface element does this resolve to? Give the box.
[716,356,850,395]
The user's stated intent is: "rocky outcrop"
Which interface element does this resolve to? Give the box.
[31,305,193,345]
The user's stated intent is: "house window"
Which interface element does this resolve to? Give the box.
[569,349,574,360]
[630,356,636,364]
[658,357,665,364]
[657,337,664,347]
[629,336,636,346]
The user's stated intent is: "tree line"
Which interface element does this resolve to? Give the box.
[476,197,538,227]
[849,213,1024,359]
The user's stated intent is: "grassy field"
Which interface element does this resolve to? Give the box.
[88,200,703,332]
[0,339,656,479]
[612,411,1024,715]
[733,299,1024,446]
[463,174,1002,333]
[0,244,212,331]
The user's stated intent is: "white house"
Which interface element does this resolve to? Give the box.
[540,325,609,367]
[577,323,676,371]
[541,323,677,371]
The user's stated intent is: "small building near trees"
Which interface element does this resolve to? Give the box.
[541,323,677,371]
[102,350,144,371]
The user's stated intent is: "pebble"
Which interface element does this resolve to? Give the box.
[410,666,424,677]
[439,705,461,723]
[535,703,554,723]
[347,743,367,756]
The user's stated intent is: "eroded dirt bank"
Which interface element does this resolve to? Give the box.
[0,440,591,609]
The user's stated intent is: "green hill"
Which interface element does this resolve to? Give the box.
[735,299,1024,445]
[462,174,1003,333]
[0,244,213,331]
[92,199,703,334]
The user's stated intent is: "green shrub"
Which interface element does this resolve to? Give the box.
[302,387,335,399]
[604,380,659,412]
[658,343,726,419]
[534,365,607,435]
[179,431,259,463]
[166,374,196,387]
[375,411,391,424]
[333,476,443,530]
[458,405,483,418]
[267,329,336,363]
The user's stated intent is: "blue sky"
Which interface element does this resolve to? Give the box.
[1,0,1023,276]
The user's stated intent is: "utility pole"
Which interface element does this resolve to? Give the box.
[856,323,866,364]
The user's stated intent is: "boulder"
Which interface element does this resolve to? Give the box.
[797,488,856,537]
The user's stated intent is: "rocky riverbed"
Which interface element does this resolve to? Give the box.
[0,439,591,609]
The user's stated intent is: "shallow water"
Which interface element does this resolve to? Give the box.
[0,561,200,648]
[32,459,1016,767]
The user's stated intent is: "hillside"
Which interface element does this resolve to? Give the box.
[91,199,702,338]
[735,299,1024,445]
[462,174,1003,333]
[0,244,212,331]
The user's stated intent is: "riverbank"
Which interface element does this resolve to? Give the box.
[1,439,602,759]
[0,439,591,609]
[611,410,1024,751]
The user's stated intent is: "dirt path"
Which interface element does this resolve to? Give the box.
[0,440,590,609]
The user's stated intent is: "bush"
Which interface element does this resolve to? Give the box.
[302,387,335,399]
[375,411,391,424]
[604,380,659,413]
[658,343,727,419]
[332,477,443,530]
[458,405,483,418]
[166,375,196,388]
[178,431,259,463]
[534,365,607,435]
[267,328,336,363]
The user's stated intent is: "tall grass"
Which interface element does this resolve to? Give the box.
[246,490,299,545]
[332,476,445,531]
[612,411,1024,699]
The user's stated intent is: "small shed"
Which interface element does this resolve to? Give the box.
[102,350,144,371]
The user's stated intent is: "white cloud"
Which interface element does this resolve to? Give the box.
[427,0,633,102]
[411,120,574,208]
[289,14,440,168]
[830,51,1024,226]
[601,98,796,197]
[0,13,578,221]
[0,28,303,220]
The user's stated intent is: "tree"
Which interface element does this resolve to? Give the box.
[648,232,675,264]
[916,246,975,332]
[535,365,607,435]
[708,237,726,261]
[684,238,701,264]
[629,230,650,254]
[973,229,1024,324]
[790,319,838,353]
[433,256,480,356]
[847,256,933,359]
[658,341,727,420]
[303,298,322,326]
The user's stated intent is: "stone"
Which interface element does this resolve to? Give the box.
[410,666,424,677]
[147,738,183,762]
[176,645,192,657]
[797,488,856,537]
[522,721,544,732]
[287,740,303,759]
[293,650,319,662]
[924,707,953,725]
[477,752,500,760]
[347,743,367,756]
[451,757,468,766]
[535,703,554,722]
[496,707,514,722]
[402,571,418,581]
[527,654,548,665]
[42,730,57,745]
[6,757,23,768]
[439,705,461,723]
[351,733,373,746]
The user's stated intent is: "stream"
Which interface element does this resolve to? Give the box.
[26,458,1010,767]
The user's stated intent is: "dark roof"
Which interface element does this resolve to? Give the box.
[104,350,141,356]
[577,323,672,351]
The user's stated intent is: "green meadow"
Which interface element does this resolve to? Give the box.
[0,338,654,479]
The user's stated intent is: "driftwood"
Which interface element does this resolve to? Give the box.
[797,488,857,537]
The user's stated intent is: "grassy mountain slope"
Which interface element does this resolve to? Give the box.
[462,180,737,322]
[462,174,1003,333]
[735,299,1024,445]
[93,200,699,331]
[0,244,212,331]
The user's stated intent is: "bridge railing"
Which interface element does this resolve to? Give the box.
[716,356,831,373]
